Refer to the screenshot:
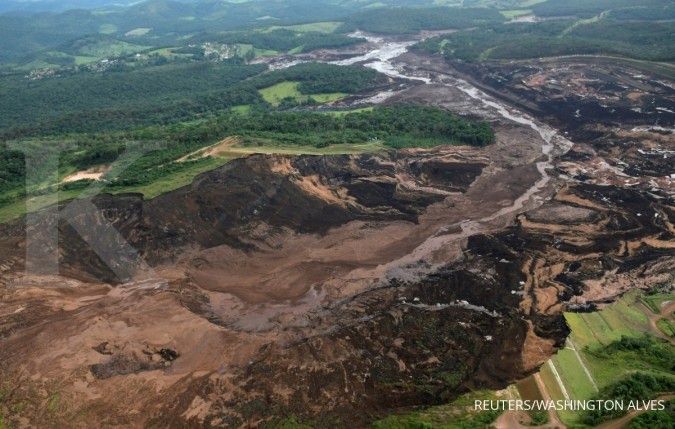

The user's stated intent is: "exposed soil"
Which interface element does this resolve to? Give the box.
[62,164,111,183]
[0,37,673,428]
[177,136,242,162]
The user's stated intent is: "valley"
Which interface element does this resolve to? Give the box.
[0,1,673,428]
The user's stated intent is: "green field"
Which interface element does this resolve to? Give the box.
[565,292,651,348]
[258,81,346,106]
[98,24,118,35]
[74,56,98,65]
[230,105,252,114]
[538,290,674,426]
[234,43,278,58]
[551,347,597,399]
[309,92,348,103]
[539,363,566,402]
[501,9,532,19]
[642,292,673,314]
[322,107,375,116]
[518,0,546,7]
[145,47,195,60]
[259,81,305,105]
[77,40,148,58]
[264,21,342,33]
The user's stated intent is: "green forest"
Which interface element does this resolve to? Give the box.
[0,63,265,132]
[339,7,505,34]
[532,0,673,18]
[416,19,675,62]
[404,0,675,62]
[0,63,386,138]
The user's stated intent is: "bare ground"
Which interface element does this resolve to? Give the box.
[0,50,673,428]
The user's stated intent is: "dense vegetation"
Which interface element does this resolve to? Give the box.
[0,63,265,132]
[0,0,140,14]
[0,53,389,206]
[196,106,495,149]
[416,19,675,62]
[579,336,675,425]
[582,372,675,425]
[587,335,674,373]
[608,4,675,21]
[340,7,505,34]
[532,0,672,18]
[627,399,674,429]
[0,150,26,197]
[0,63,385,138]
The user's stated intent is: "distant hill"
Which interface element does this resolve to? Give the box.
[0,0,537,65]
[0,0,446,15]
[0,1,143,14]
[0,0,355,63]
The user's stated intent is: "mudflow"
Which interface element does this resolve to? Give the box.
[0,34,673,428]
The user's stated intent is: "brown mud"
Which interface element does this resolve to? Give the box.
[0,40,673,428]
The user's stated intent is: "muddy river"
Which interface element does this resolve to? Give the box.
[296,32,575,272]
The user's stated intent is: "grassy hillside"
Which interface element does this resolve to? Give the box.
[258,81,346,106]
